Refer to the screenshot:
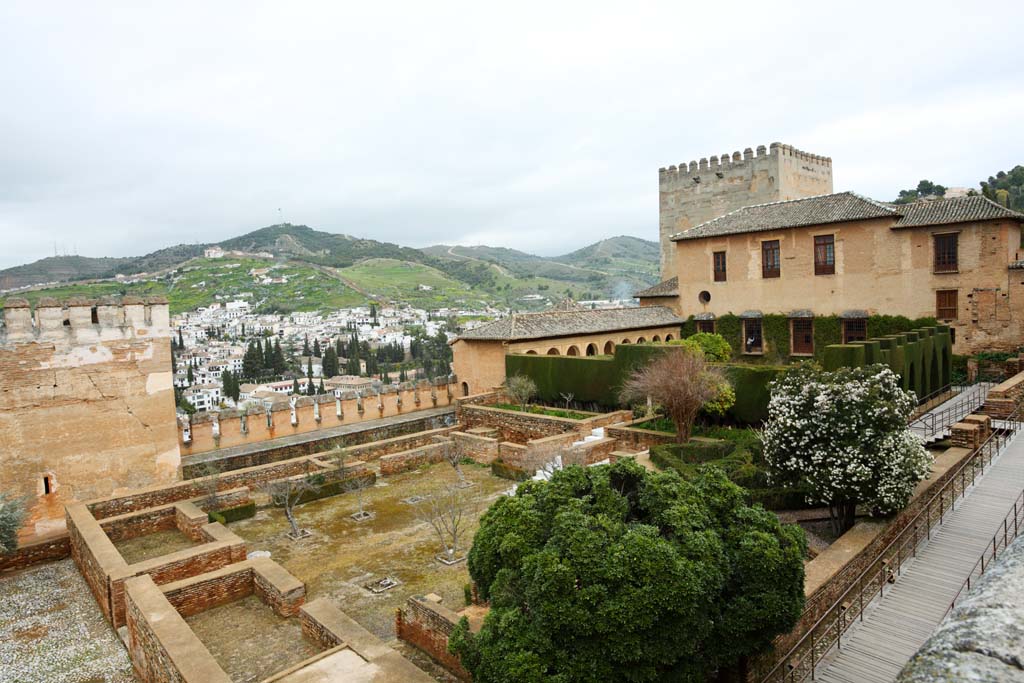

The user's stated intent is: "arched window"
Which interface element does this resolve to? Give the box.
[585,343,598,356]
[636,337,646,343]
[461,382,469,397]
[652,335,661,342]
[603,340,615,354]
[525,350,538,355]
[547,348,560,355]
[621,338,631,344]
[665,334,674,342]
[567,345,580,356]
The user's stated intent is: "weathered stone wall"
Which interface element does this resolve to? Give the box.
[179,409,456,477]
[345,426,459,462]
[658,143,833,277]
[379,443,446,476]
[180,379,458,454]
[396,595,472,681]
[125,574,232,683]
[982,370,1024,418]
[0,296,180,539]
[605,422,676,451]
[459,405,580,443]
[451,430,501,465]
[0,532,70,574]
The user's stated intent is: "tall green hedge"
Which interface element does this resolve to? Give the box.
[506,345,785,423]
[679,313,939,365]
[820,325,952,398]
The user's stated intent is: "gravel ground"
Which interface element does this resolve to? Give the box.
[0,559,135,683]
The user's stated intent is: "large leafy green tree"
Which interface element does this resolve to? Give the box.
[450,460,806,683]
[763,364,931,535]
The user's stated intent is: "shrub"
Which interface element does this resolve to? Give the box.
[763,363,931,535]
[672,332,732,362]
[0,494,25,554]
[208,501,257,524]
[451,460,806,682]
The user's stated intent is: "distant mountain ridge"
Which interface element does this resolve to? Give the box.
[0,225,660,309]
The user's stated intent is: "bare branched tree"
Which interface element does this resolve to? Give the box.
[261,461,323,539]
[414,483,470,563]
[506,374,538,410]
[328,446,374,520]
[195,462,223,512]
[559,392,575,409]
[441,438,470,486]
[619,349,727,443]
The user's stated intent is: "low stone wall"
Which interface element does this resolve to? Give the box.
[451,430,501,465]
[345,426,458,462]
[125,574,232,683]
[604,421,675,451]
[380,443,447,475]
[88,455,332,519]
[981,370,1024,419]
[67,493,250,627]
[124,558,308,683]
[0,532,70,574]
[459,404,582,443]
[562,436,618,466]
[396,595,472,681]
[179,408,457,477]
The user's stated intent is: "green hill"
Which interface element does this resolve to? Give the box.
[0,224,661,313]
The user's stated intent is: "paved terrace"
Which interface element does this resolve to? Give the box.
[815,426,1024,683]
[181,405,456,470]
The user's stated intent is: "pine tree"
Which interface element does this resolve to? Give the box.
[313,338,321,358]
[322,347,338,378]
[242,341,261,380]
[263,338,273,370]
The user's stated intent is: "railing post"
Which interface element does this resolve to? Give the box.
[810,629,816,681]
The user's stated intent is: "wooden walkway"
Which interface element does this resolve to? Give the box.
[815,430,1024,683]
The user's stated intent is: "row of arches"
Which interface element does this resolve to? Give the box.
[522,334,675,357]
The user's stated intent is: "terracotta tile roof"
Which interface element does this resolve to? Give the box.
[889,195,1024,228]
[454,306,682,342]
[634,276,678,298]
[670,192,1024,242]
[671,192,897,241]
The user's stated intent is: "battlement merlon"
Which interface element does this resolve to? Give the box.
[658,142,832,184]
[0,295,172,345]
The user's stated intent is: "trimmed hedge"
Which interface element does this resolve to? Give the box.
[680,313,939,364]
[208,501,257,524]
[507,345,785,423]
[490,460,531,481]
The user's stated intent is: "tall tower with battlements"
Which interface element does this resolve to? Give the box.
[658,142,833,278]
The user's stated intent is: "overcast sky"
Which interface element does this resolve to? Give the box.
[1,1,1021,269]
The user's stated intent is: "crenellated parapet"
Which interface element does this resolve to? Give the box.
[658,142,832,185]
[179,377,462,454]
[0,295,172,347]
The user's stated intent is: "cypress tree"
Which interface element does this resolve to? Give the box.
[313,338,321,358]
[303,334,310,356]
[273,339,286,374]
[292,378,300,395]
[186,365,194,385]
[177,328,185,349]
[318,378,325,394]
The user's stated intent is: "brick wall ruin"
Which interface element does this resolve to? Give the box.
[0,296,180,539]
[396,595,472,681]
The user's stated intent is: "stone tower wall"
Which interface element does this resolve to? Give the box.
[658,142,833,277]
[0,296,180,539]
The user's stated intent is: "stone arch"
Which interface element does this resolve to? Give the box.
[665,334,674,341]
[585,343,598,356]
[526,350,538,355]
[636,337,646,343]
[603,340,615,354]
[621,338,631,345]
[547,348,560,356]
[461,382,469,397]
[567,345,580,356]
[652,335,661,342]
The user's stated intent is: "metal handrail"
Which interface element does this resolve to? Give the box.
[909,382,991,441]
[945,489,1024,616]
[760,406,1022,683]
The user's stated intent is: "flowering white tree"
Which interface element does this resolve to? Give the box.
[763,364,932,535]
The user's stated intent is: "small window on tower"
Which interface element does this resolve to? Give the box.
[43,476,52,495]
